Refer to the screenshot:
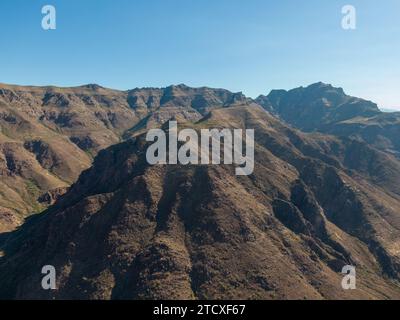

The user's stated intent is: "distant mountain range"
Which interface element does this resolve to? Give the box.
[256,82,400,158]
[381,108,400,113]
[0,82,400,299]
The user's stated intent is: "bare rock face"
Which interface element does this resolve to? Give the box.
[0,207,21,233]
[1,105,400,300]
[38,187,69,205]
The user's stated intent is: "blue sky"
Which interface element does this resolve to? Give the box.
[0,0,399,109]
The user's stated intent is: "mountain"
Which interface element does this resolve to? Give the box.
[256,82,400,158]
[0,83,250,231]
[1,104,400,299]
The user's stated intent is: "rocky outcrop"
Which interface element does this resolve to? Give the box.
[38,187,69,205]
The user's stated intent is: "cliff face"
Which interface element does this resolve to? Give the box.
[1,105,400,300]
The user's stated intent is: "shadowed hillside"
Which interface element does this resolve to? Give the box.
[0,83,250,230]
[1,105,400,299]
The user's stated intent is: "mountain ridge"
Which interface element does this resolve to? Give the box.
[256,82,400,158]
[1,103,400,299]
[0,80,399,230]
[1,81,400,300]
[0,82,254,231]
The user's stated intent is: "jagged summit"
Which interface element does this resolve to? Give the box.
[306,81,343,91]
[255,82,399,157]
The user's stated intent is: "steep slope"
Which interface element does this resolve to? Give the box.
[1,105,400,300]
[0,83,250,229]
[256,82,400,157]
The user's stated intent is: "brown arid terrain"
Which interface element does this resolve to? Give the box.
[0,83,251,231]
[0,82,400,299]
